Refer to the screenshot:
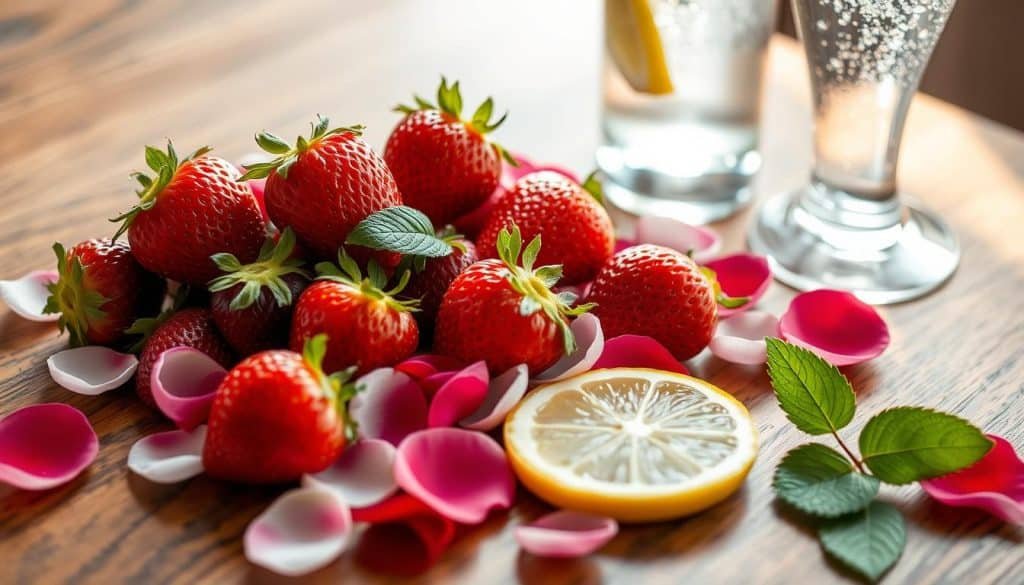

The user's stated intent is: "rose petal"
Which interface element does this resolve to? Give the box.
[395,354,464,381]
[427,362,489,428]
[534,314,605,383]
[303,439,398,508]
[394,428,515,524]
[419,371,457,397]
[0,270,59,322]
[633,216,722,263]
[127,425,207,483]
[151,347,227,431]
[0,403,98,490]
[515,510,619,558]
[460,364,530,431]
[349,369,428,446]
[592,335,690,375]
[779,289,890,366]
[245,487,352,577]
[614,238,637,253]
[703,253,772,317]
[352,493,458,576]
[922,435,1024,525]
[47,346,138,395]
[708,311,780,365]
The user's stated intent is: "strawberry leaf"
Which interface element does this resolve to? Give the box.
[765,338,856,436]
[818,501,905,582]
[773,443,879,518]
[346,206,452,258]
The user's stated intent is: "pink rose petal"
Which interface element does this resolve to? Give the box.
[394,428,515,524]
[419,371,457,397]
[395,354,464,381]
[515,510,619,558]
[460,364,530,431]
[245,487,352,577]
[303,439,398,508]
[47,346,138,395]
[0,269,59,322]
[0,403,98,490]
[349,369,428,446]
[151,347,227,431]
[922,435,1024,525]
[703,253,771,317]
[127,425,207,483]
[779,289,890,366]
[633,216,722,263]
[592,335,690,375]
[709,311,780,365]
[427,362,489,428]
[534,314,605,383]
[614,238,637,253]
[351,493,458,576]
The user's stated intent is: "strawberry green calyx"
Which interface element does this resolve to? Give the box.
[700,266,750,310]
[42,243,109,347]
[207,228,309,311]
[496,225,595,356]
[581,171,605,205]
[314,249,420,314]
[240,115,365,181]
[124,283,190,352]
[302,334,361,441]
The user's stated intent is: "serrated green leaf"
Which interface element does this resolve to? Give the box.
[818,501,905,582]
[859,407,992,485]
[765,338,856,436]
[773,443,879,518]
[345,206,452,258]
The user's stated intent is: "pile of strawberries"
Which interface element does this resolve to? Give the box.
[45,79,728,484]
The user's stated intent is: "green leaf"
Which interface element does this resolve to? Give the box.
[818,501,905,582]
[256,132,291,154]
[765,338,856,436]
[144,145,167,171]
[773,443,879,518]
[345,206,452,258]
[858,407,992,485]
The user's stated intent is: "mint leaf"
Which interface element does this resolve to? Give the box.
[859,407,992,485]
[773,443,879,518]
[765,338,856,436]
[818,501,905,582]
[346,206,452,258]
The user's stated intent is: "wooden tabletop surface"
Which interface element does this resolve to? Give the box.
[1,1,1023,583]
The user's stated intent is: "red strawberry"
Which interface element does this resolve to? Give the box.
[203,335,352,483]
[434,226,592,374]
[242,117,402,261]
[290,252,419,375]
[43,239,164,346]
[113,143,266,284]
[209,228,309,356]
[135,307,235,407]
[476,171,614,285]
[384,78,512,225]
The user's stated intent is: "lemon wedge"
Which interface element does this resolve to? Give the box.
[605,0,674,95]
[504,368,757,522]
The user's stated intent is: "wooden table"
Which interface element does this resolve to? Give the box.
[2,1,1022,583]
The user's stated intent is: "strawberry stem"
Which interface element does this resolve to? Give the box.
[42,243,110,347]
[207,227,309,311]
[239,115,364,181]
[314,249,420,313]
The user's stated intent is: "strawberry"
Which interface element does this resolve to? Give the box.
[202,335,353,483]
[433,226,592,374]
[384,78,513,225]
[208,228,309,356]
[113,143,266,284]
[43,239,164,347]
[290,251,419,375]
[402,235,478,330]
[476,171,614,285]
[241,116,402,261]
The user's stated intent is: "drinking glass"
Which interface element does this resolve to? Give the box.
[749,0,960,304]
[598,0,778,224]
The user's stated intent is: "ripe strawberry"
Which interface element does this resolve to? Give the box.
[242,116,402,260]
[203,335,353,483]
[43,239,164,346]
[476,171,614,285]
[113,143,266,284]
[290,251,419,375]
[434,226,592,374]
[208,228,309,356]
[384,78,513,225]
[402,235,477,330]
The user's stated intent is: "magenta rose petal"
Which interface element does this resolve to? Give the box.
[303,439,398,508]
[427,361,490,428]
[534,314,605,383]
[460,364,530,431]
[633,216,722,263]
[778,289,890,366]
[394,428,516,524]
[515,510,619,558]
[592,334,690,375]
[151,347,227,431]
[127,425,207,484]
[395,354,464,381]
[703,253,772,317]
[0,269,59,322]
[708,311,780,365]
[245,487,353,577]
[921,435,1024,525]
[349,369,428,446]
[47,346,138,395]
[614,238,638,253]
[0,403,98,490]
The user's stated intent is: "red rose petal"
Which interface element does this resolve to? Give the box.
[592,335,690,375]
[349,369,428,446]
[352,493,458,576]
[703,253,772,317]
[779,289,890,366]
[921,435,1024,525]
[427,362,490,428]
[0,403,98,490]
[395,354,464,382]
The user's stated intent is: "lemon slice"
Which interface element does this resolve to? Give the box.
[505,368,757,522]
[605,0,674,95]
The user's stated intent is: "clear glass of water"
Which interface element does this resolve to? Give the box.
[598,0,778,224]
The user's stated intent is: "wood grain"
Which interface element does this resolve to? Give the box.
[1,1,1023,583]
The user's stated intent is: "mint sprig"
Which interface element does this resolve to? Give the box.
[346,206,453,258]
